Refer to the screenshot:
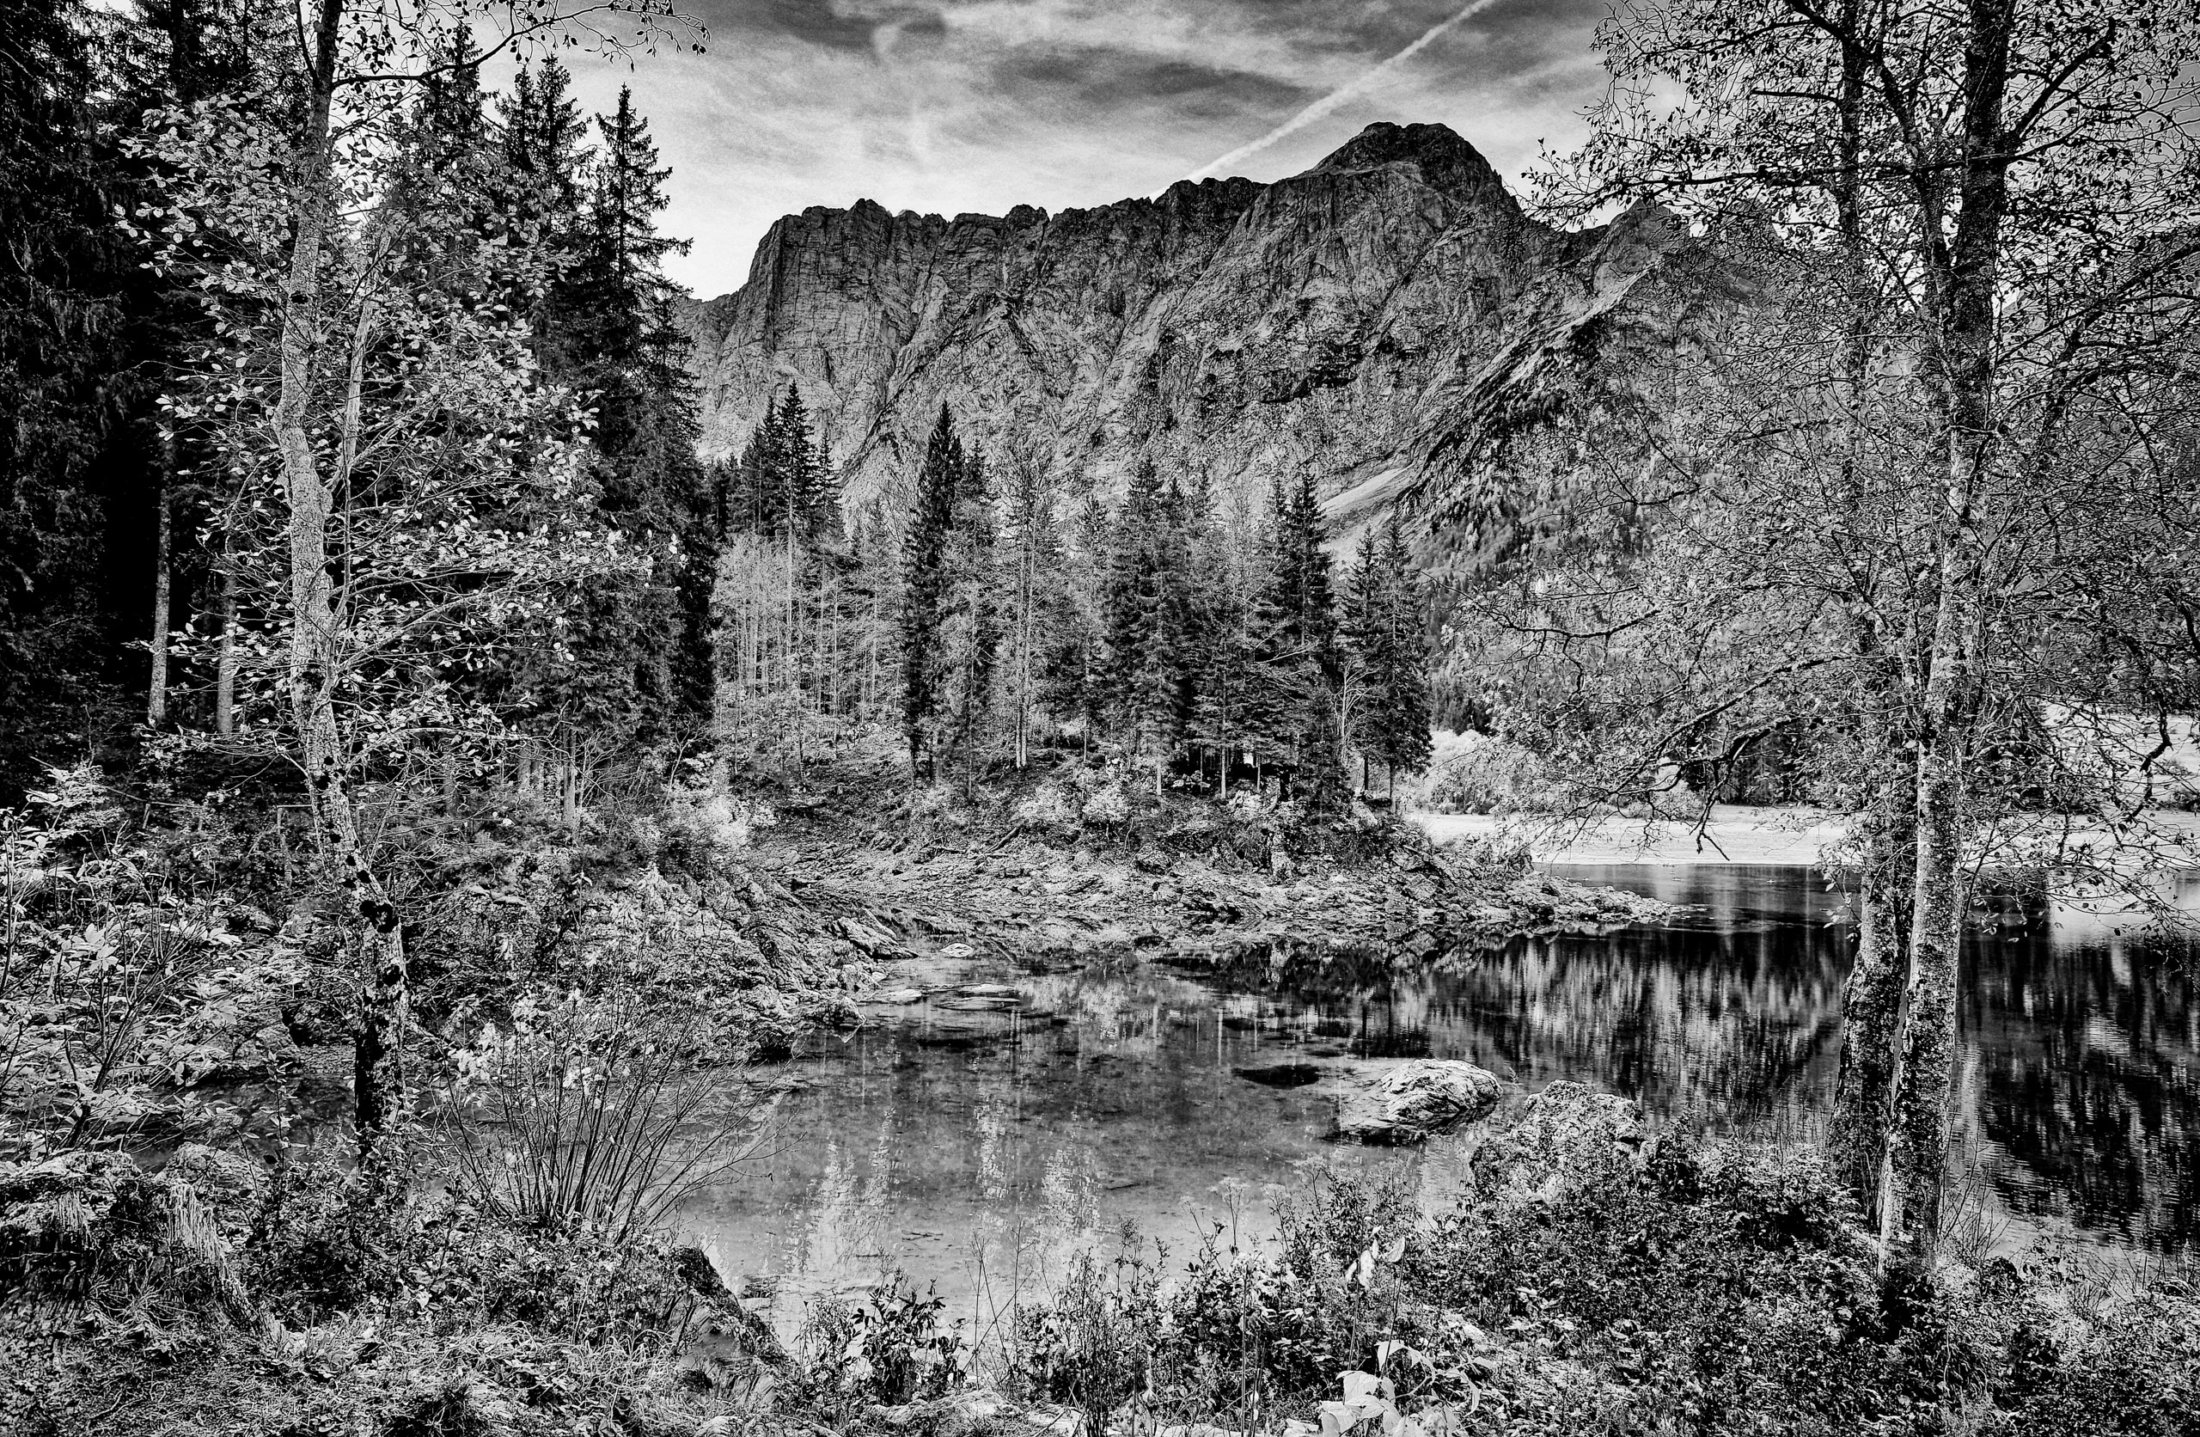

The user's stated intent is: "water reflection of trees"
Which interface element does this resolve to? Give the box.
[696,868,2200,1298]
[1437,926,1849,1120]
[1221,866,2200,1251]
[1964,929,2199,1248]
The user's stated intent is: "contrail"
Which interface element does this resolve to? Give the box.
[1181,0,1511,183]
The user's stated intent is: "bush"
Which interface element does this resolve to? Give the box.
[1012,782,1078,833]
[994,1119,2200,1437]
[244,1148,398,1322]
[441,982,760,1244]
[1081,783,1130,829]
[0,764,294,1158]
[408,1203,691,1344]
[1010,1243,1166,1429]
[794,1273,969,1421]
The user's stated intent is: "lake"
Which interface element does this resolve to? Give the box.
[678,863,2200,1335]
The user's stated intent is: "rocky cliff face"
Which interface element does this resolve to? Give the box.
[682,121,1696,517]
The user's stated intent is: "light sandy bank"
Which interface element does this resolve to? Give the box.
[1411,805,1846,866]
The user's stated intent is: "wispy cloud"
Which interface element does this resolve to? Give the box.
[1183,0,1519,181]
[542,0,1609,295]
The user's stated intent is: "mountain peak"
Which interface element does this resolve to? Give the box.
[1301,122,1505,199]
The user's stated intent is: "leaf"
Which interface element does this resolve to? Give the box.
[1342,1372,1383,1404]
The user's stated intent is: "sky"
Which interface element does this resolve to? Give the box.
[546,0,1616,297]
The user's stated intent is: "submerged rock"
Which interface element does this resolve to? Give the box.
[1233,1061,1324,1089]
[1332,1059,1504,1144]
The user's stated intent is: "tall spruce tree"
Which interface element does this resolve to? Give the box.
[521,82,712,738]
[1253,473,1344,809]
[498,57,588,346]
[936,451,998,786]
[728,386,840,545]
[1345,519,1432,795]
[1102,461,1198,793]
[900,406,964,775]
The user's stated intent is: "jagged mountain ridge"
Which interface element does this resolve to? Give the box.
[681,121,1696,521]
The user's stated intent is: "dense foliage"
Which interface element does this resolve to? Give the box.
[1000,1102,2200,1437]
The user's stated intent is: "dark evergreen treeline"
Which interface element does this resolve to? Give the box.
[0,0,251,787]
[0,0,712,796]
[709,404,1434,807]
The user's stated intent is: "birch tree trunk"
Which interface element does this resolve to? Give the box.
[146,463,172,726]
[214,560,237,736]
[275,0,409,1172]
[1871,0,2011,1256]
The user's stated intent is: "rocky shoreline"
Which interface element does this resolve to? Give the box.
[748,789,1678,990]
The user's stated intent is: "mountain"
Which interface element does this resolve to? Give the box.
[681,122,1700,523]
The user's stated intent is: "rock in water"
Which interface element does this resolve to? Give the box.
[1233,1061,1325,1089]
[1333,1059,1505,1144]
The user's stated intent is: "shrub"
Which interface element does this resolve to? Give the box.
[441,982,760,1244]
[1010,1244,1166,1429]
[656,793,759,879]
[795,1273,969,1421]
[408,1203,691,1344]
[1012,782,1078,833]
[1080,784,1130,829]
[244,1148,398,1322]
[0,765,287,1158]
[1408,732,1570,816]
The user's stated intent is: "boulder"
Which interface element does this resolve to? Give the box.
[1332,1060,1505,1144]
[836,915,918,961]
[1476,1080,1648,1202]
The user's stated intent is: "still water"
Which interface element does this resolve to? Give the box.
[680,864,2200,1330]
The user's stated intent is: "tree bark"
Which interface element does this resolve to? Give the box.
[214,561,237,736]
[1832,763,1914,1220]
[146,463,172,727]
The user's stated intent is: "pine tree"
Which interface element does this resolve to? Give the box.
[1101,460,1198,793]
[900,406,964,775]
[497,57,588,351]
[810,430,844,545]
[517,81,711,738]
[1252,473,1344,809]
[1186,477,1254,793]
[1376,521,1432,791]
[937,451,998,787]
[1343,520,1432,796]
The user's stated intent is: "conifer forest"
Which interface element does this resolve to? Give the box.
[3,2,2200,1435]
